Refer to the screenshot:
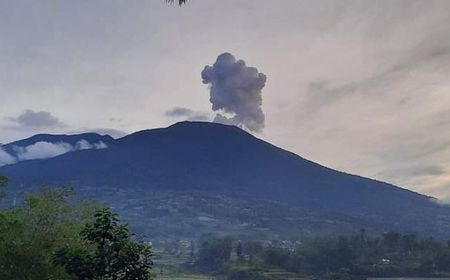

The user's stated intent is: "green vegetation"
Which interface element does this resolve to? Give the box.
[0,187,93,279]
[185,232,450,280]
[2,173,450,280]
[55,208,153,280]
[0,175,7,186]
[157,273,212,280]
[195,236,234,272]
[0,176,153,280]
[0,174,8,198]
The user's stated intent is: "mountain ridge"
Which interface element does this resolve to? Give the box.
[0,121,448,240]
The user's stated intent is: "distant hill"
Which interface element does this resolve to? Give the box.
[1,122,449,244]
[3,133,114,149]
[1,133,114,158]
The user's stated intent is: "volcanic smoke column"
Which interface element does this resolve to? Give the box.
[201,53,267,132]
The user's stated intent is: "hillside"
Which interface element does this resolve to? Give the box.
[1,121,449,243]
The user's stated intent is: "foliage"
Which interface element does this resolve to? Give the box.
[0,187,96,280]
[195,232,450,279]
[55,207,153,280]
[195,236,234,272]
[0,175,7,187]
[0,187,152,280]
[0,174,8,199]
[264,233,450,278]
[242,240,264,262]
[236,241,243,260]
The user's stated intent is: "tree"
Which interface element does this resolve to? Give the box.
[243,240,264,262]
[0,187,152,280]
[196,236,233,272]
[0,187,94,280]
[236,241,243,260]
[262,246,290,267]
[383,231,401,249]
[0,175,8,199]
[55,207,153,280]
[0,175,7,187]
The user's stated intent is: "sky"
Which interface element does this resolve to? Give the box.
[1,0,450,200]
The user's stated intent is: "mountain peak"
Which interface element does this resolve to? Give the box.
[169,120,233,128]
[1,122,449,238]
[117,121,254,147]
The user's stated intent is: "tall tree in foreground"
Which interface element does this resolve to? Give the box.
[0,188,94,280]
[55,208,153,280]
[0,187,152,280]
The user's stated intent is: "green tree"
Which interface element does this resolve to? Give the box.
[196,236,233,272]
[55,207,153,280]
[262,246,290,267]
[0,187,95,280]
[236,241,243,260]
[0,174,8,199]
[383,231,401,249]
[243,240,263,262]
[0,175,7,186]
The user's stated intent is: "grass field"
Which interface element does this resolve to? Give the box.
[153,260,311,280]
[154,269,311,280]
[156,274,214,279]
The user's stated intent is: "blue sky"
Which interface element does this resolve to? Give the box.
[1,0,450,200]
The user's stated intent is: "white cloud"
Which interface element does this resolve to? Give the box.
[0,139,109,164]
[14,142,74,161]
[0,148,17,167]
[75,139,108,150]
[76,139,93,150]
[93,141,108,149]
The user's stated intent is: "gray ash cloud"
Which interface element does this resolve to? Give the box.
[201,53,267,132]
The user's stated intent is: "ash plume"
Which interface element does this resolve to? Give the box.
[201,53,267,132]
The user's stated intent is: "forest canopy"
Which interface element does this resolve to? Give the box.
[0,183,153,280]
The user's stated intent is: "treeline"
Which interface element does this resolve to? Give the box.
[3,172,450,280]
[0,175,153,280]
[190,231,450,280]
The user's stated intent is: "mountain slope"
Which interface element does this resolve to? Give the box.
[1,122,449,240]
[1,133,115,157]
